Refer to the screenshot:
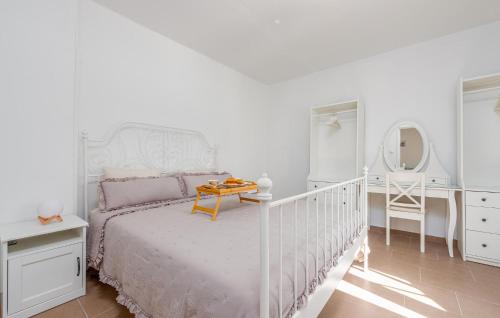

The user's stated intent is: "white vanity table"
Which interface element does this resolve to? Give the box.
[368,121,460,257]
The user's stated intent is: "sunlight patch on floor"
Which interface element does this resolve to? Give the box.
[349,266,446,312]
[337,280,427,318]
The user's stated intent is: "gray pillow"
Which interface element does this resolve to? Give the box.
[182,173,231,197]
[100,176,183,211]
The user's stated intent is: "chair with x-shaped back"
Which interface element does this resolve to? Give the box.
[386,172,426,252]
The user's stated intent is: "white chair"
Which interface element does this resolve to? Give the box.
[386,172,426,252]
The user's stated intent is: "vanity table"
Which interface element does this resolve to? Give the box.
[368,121,459,257]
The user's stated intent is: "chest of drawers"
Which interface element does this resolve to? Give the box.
[465,190,500,266]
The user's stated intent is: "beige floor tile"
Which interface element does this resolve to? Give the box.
[319,294,400,318]
[392,250,471,276]
[32,300,86,318]
[369,260,421,285]
[465,260,500,276]
[419,267,475,291]
[79,280,120,317]
[466,261,500,285]
[448,280,500,306]
[342,272,405,306]
[390,246,440,262]
[403,300,462,318]
[384,234,412,249]
[94,305,134,318]
[403,284,462,317]
[457,293,500,318]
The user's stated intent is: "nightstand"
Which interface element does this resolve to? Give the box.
[0,215,88,318]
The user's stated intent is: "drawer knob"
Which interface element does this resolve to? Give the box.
[432,179,436,183]
[482,243,487,248]
[481,198,487,202]
[482,218,487,222]
[314,185,318,188]
[376,177,380,180]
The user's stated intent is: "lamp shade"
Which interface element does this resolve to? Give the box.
[37,200,64,218]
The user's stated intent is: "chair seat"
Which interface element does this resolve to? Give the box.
[387,205,425,214]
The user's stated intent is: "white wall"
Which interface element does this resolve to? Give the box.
[0,0,269,223]
[2,1,500,239]
[77,1,269,184]
[0,0,78,223]
[268,21,500,237]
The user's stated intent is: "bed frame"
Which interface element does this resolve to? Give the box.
[82,122,369,318]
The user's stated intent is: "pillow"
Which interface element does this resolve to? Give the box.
[182,172,231,197]
[100,176,183,211]
[103,167,161,179]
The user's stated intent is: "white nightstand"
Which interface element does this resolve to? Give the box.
[0,215,88,318]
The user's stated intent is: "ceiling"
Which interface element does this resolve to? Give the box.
[94,0,500,84]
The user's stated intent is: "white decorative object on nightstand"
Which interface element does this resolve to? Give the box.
[0,215,88,318]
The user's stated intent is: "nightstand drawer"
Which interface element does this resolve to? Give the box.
[466,230,500,261]
[8,242,83,314]
[466,206,500,234]
[467,191,500,208]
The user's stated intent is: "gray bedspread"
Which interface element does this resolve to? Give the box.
[88,195,347,318]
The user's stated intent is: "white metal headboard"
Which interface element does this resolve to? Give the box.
[82,122,217,220]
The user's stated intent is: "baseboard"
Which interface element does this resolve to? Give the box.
[369,226,458,247]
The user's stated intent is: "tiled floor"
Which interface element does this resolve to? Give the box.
[319,228,500,318]
[31,229,500,318]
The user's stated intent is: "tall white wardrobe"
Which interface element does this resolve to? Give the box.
[308,100,364,190]
[458,72,500,266]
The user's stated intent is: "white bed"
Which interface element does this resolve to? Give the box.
[83,122,369,318]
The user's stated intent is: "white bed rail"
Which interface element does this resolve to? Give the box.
[257,168,369,318]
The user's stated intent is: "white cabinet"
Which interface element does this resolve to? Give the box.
[0,215,88,318]
[457,72,500,266]
[308,99,364,187]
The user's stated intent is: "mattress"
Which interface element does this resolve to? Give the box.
[87,195,347,318]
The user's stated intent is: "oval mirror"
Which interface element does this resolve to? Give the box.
[383,121,429,172]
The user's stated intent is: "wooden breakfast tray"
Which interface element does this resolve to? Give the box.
[191,182,259,220]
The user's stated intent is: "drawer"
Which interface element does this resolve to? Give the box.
[466,230,500,261]
[308,181,333,191]
[8,242,83,314]
[466,206,500,234]
[467,191,500,208]
[368,175,384,184]
[426,176,448,187]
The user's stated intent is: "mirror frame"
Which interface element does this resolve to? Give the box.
[383,121,429,172]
